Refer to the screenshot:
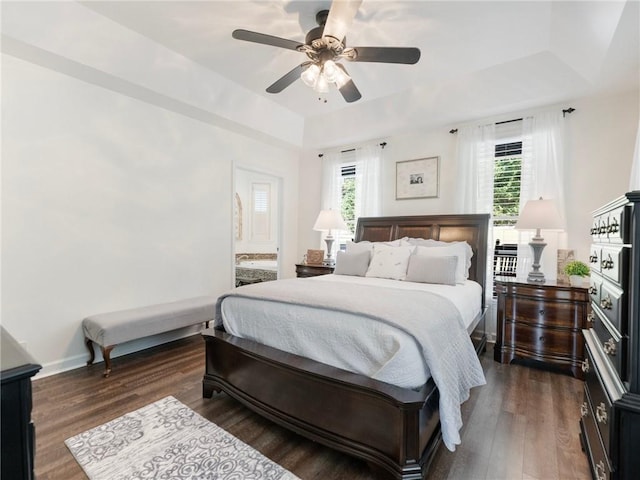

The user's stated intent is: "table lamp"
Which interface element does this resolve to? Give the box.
[514,197,564,283]
[313,209,349,266]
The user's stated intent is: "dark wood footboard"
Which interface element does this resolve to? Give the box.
[203,328,442,480]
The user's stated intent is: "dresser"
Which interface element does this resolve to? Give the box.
[295,263,335,278]
[580,192,640,480]
[1,327,42,480]
[494,277,589,379]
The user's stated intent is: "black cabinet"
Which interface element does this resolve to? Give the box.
[580,192,640,480]
[1,326,41,480]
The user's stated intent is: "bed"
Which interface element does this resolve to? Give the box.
[202,213,490,479]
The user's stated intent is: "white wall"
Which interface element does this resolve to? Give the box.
[298,88,639,339]
[1,53,300,377]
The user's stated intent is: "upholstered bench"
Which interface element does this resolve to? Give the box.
[83,296,216,377]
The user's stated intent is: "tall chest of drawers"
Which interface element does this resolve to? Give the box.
[580,191,640,480]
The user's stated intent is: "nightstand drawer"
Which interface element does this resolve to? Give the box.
[504,321,582,359]
[504,297,585,329]
[295,263,334,278]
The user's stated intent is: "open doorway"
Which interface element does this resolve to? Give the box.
[233,167,281,287]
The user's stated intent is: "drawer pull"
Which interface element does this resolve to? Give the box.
[580,402,588,417]
[596,461,606,480]
[581,358,590,373]
[604,338,617,356]
[587,312,595,323]
[589,285,598,295]
[599,225,607,234]
[539,309,545,316]
[601,255,614,270]
[589,253,599,264]
[608,218,619,234]
[596,403,608,424]
[600,296,613,310]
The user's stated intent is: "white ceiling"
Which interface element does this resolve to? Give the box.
[80,0,639,126]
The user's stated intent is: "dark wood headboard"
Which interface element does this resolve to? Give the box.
[355,214,490,304]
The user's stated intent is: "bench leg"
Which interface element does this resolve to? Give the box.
[101,345,115,378]
[85,337,96,365]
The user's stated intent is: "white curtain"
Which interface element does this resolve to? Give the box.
[354,142,382,217]
[319,150,343,211]
[455,123,496,214]
[455,123,496,305]
[520,109,567,280]
[521,110,566,221]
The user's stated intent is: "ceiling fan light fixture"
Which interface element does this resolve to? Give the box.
[322,60,339,83]
[301,64,320,87]
[333,65,351,88]
[314,73,329,93]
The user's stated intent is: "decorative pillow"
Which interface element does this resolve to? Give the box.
[365,244,413,281]
[334,250,371,277]
[414,245,467,284]
[405,255,458,286]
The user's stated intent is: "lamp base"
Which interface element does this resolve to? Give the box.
[323,236,335,266]
[526,237,547,283]
[527,271,546,283]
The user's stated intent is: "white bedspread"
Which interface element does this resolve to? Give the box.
[216,275,486,451]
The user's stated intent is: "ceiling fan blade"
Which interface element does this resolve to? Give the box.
[348,46,421,64]
[266,63,308,93]
[336,64,361,103]
[232,29,303,52]
[323,0,363,43]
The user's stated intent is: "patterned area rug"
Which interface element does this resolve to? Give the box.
[65,396,300,480]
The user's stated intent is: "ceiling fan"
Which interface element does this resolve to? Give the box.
[232,0,420,103]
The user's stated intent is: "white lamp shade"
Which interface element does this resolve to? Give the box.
[313,209,349,231]
[514,198,564,230]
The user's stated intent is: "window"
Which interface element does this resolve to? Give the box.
[492,138,522,294]
[493,141,522,226]
[251,182,271,241]
[320,145,381,251]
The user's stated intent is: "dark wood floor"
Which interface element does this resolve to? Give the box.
[32,335,591,480]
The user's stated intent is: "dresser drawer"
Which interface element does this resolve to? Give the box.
[505,296,585,329]
[591,310,626,380]
[604,205,628,244]
[589,246,601,273]
[504,321,582,360]
[598,282,626,334]
[581,387,612,480]
[583,342,613,456]
[589,275,602,308]
[600,245,628,287]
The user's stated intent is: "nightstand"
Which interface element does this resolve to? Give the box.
[295,263,335,278]
[494,276,590,379]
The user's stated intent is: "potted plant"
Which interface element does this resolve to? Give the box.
[564,260,590,287]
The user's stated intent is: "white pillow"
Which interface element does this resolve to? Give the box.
[414,245,468,284]
[346,239,407,260]
[365,244,413,281]
[410,240,473,278]
[406,255,458,286]
[334,250,371,277]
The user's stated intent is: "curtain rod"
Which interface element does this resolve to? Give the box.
[448,107,575,134]
[318,141,387,158]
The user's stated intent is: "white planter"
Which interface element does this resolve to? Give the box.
[569,275,586,287]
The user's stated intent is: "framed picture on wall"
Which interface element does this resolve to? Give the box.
[396,156,439,200]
